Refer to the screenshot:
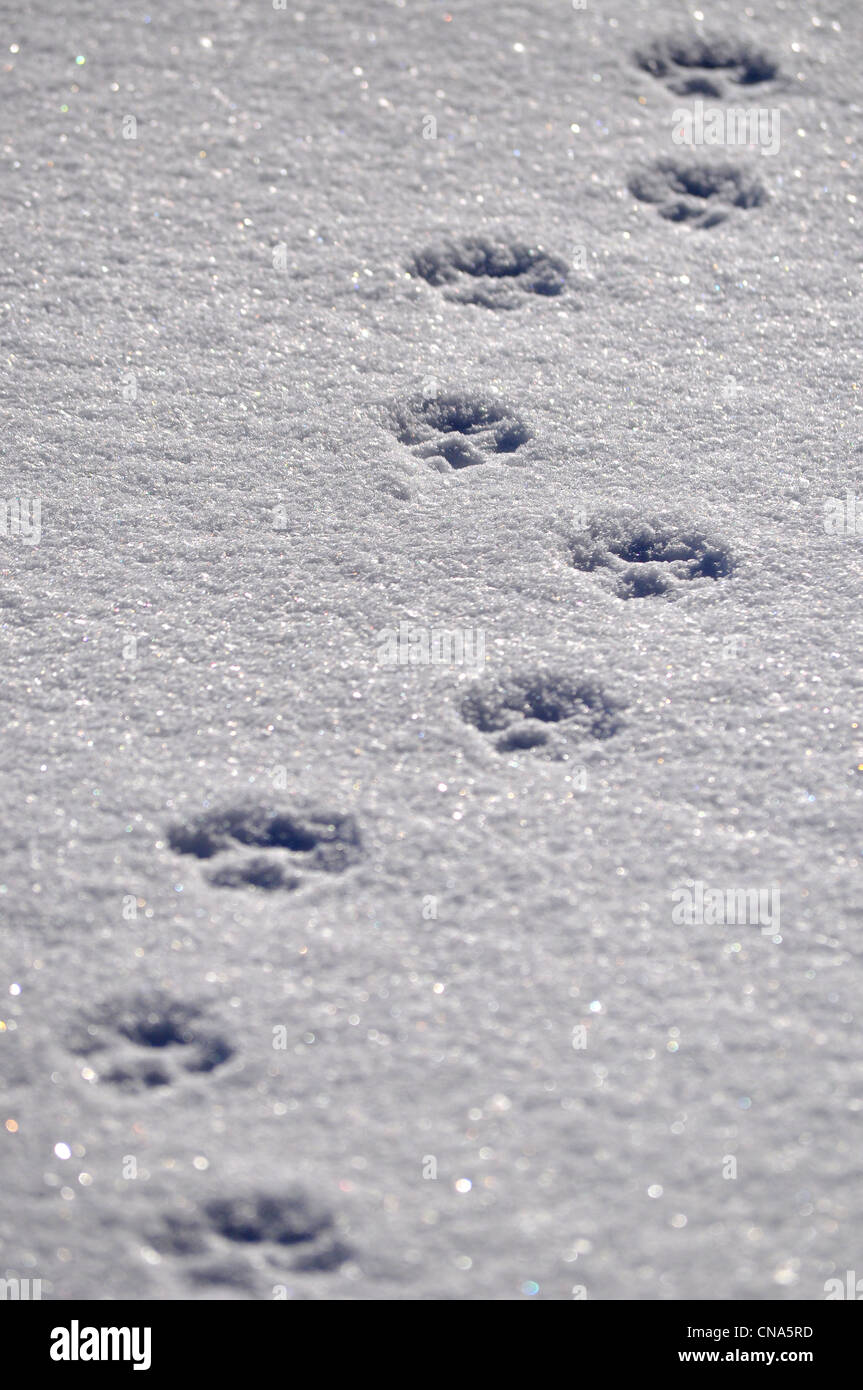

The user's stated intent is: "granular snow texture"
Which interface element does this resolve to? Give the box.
[1,0,863,1301]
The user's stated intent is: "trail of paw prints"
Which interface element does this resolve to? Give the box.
[167,803,363,891]
[151,1186,352,1291]
[409,234,569,309]
[461,669,623,758]
[635,32,779,97]
[629,158,767,228]
[68,991,234,1092]
[567,512,734,599]
[387,389,530,472]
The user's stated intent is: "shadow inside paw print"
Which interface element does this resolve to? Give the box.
[461,670,623,757]
[388,390,530,472]
[629,158,767,228]
[168,803,363,891]
[568,512,734,599]
[409,234,569,309]
[152,1186,352,1285]
[635,33,779,96]
[70,992,233,1092]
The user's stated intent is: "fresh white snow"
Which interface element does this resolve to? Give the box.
[1,0,862,1300]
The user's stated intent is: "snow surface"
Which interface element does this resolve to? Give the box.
[2,0,863,1301]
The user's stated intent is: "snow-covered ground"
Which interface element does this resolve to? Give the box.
[2,0,863,1300]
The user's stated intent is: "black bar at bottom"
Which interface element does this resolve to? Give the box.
[5,1298,860,1375]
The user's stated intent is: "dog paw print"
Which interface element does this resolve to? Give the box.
[461,669,623,758]
[387,389,530,472]
[167,803,363,891]
[629,158,767,228]
[409,234,569,309]
[151,1186,352,1286]
[70,992,234,1092]
[635,33,779,97]
[568,512,734,599]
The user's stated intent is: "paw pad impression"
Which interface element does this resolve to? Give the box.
[409,234,569,309]
[167,803,363,891]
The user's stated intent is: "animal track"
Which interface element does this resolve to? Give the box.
[629,158,767,228]
[635,33,779,97]
[70,992,233,1092]
[168,803,363,891]
[205,1190,333,1248]
[388,390,530,472]
[152,1185,352,1280]
[461,670,622,758]
[567,513,734,599]
[409,234,569,309]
